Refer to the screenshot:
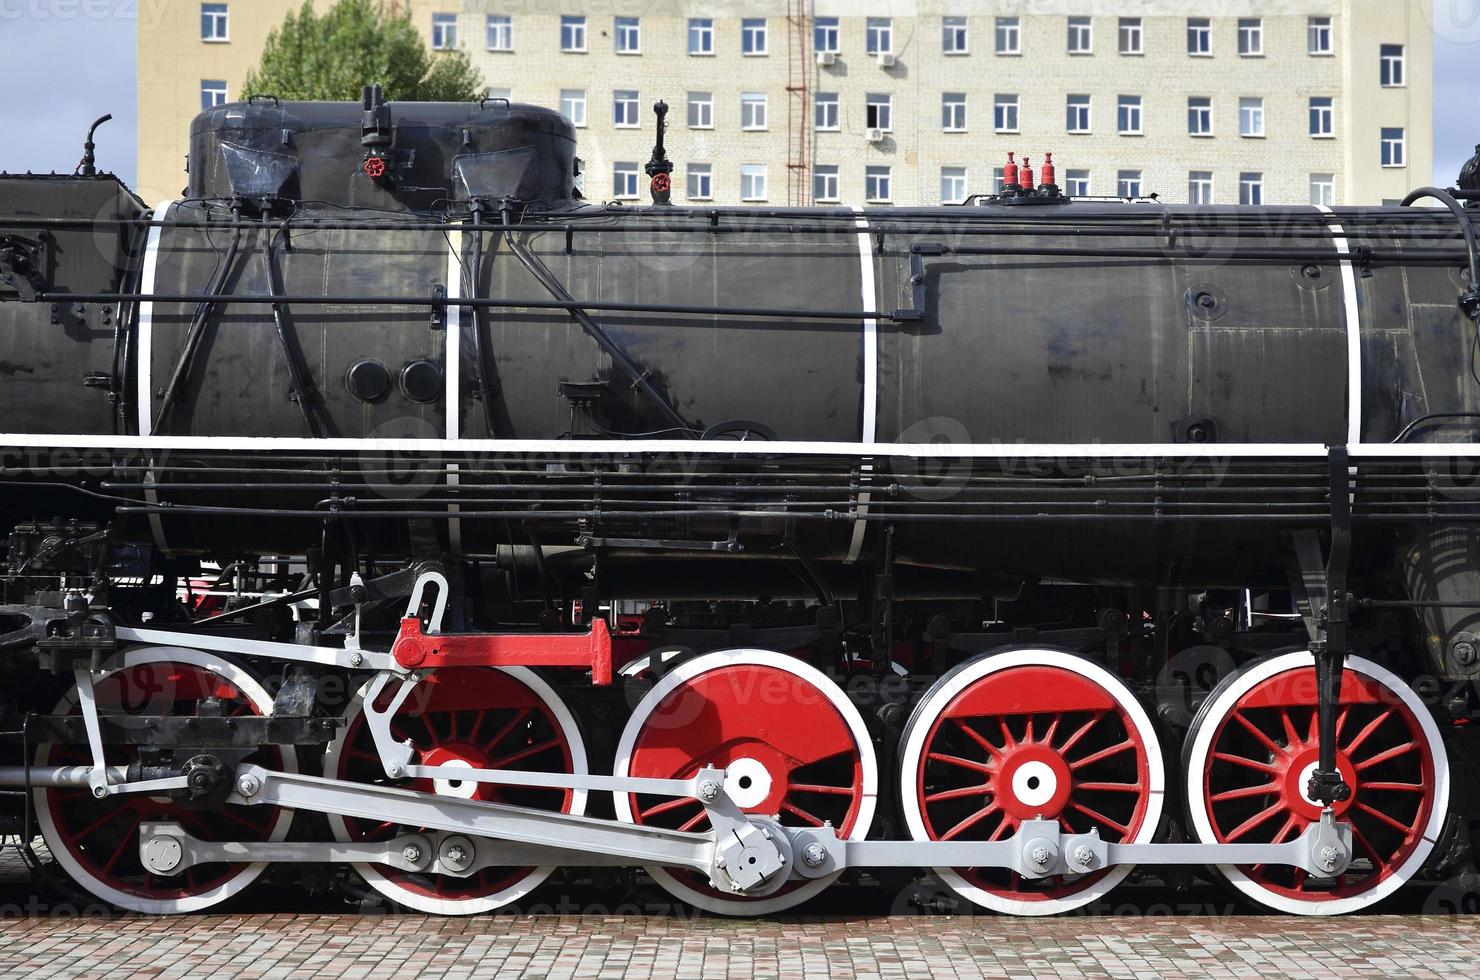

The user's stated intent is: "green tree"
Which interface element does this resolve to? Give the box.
[241,0,483,103]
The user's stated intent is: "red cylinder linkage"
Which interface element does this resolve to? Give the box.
[1041,152,1056,187]
[1003,151,1018,189]
[391,616,614,685]
[1019,157,1034,190]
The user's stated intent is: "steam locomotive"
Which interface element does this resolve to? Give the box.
[0,88,1476,917]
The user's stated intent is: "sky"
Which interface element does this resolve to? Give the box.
[0,2,1476,192]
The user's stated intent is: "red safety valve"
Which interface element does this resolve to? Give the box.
[1003,151,1018,189]
[391,616,614,685]
[1041,152,1056,187]
[1019,157,1034,190]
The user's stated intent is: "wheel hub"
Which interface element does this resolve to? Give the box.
[1281,749,1356,820]
[998,746,1073,819]
[722,755,777,810]
[419,745,489,800]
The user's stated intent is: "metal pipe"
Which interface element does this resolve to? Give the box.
[0,765,128,787]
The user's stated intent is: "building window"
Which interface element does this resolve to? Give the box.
[1381,44,1405,86]
[1119,18,1142,55]
[686,163,712,201]
[867,18,892,54]
[814,165,839,203]
[993,94,1019,133]
[942,93,968,132]
[741,18,767,55]
[866,93,892,131]
[740,164,767,201]
[866,165,892,203]
[1188,97,1213,136]
[486,15,511,52]
[1066,170,1090,197]
[1189,171,1213,204]
[1118,170,1142,198]
[431,13,457,50]
[815,16,839,53]
[943,17,968,54]
[1187,18,1211,55]
[1382,127,1406,167]
[613,162,639,199]
[614,90,639,127]
[1240,172,1264,205]
[1066,94,1091,133]
[1310,173,1335,205]
[1239,97,1264,137]
[992,167,1006,193]
[561,16,586,52]
[1117,96,1142,135]
[814,92,839,131]
[1238,18,1262,56]
[687,92,713,129]
[1309,97,1334,137]
[614,17,640,54]
[688,18,713,55]
[1068,16,1092,54]
[1308,16,1333,55]
[200,3,228,42]
[996,17,1021,54]
[200,79,227,110]
[560,89,586,127]
[941,167,968,203]
[741,92,767,131]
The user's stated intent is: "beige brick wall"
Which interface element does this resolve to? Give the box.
[137,0,1433,208]
[136,0,456,206]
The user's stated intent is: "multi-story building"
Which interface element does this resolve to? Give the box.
[135,0,456,205]
[137,1,1433,208]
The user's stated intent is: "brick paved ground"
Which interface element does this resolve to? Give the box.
[0,911,1479,980]
[0,840,1476,979]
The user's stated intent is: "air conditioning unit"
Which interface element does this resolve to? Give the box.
[816,50,837,66]
[865,128,885,143]
[877,52,897,67]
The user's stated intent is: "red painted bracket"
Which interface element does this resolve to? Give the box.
[391,617,613,685]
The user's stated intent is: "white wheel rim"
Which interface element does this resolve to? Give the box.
[612,649,878,916]
[1184,653,1449,915]
[324,665,587,915]
[33,645,296,914]
[897,648,1165,916]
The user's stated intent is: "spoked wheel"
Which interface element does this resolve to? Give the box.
[1184,652,1448,914]
[325,666,587,915]
[612,650,877,915]
[34,647,295,913]
[898,648,1164,916]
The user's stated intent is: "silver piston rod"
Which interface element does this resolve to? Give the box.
[136,764,1353,891]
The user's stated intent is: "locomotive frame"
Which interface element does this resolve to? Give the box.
[0,92,1477,917]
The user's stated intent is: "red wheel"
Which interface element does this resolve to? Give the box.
[1185,652,1447,914]
[898,649,1164,915]
[613,650,877,915]
[325,666,587,914]
[34,648,295,914]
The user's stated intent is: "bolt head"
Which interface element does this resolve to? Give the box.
[350,652,364,668]
[802,842,827,868]
[388,763,404,778]
[1029,845,1051,867]
[237,775,260,797]
[1073,845,1094,868]
[402,844,422,864]
[1452,640,1478,667]
[697,780,721,802]
[1319,844,1341,871]
[91,784,107,799]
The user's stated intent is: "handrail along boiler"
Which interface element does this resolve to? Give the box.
[0,89,1477,917]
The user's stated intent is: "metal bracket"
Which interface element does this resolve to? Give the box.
[891,243,944,322]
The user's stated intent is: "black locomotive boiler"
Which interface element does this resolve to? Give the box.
[0,89,1477,917]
